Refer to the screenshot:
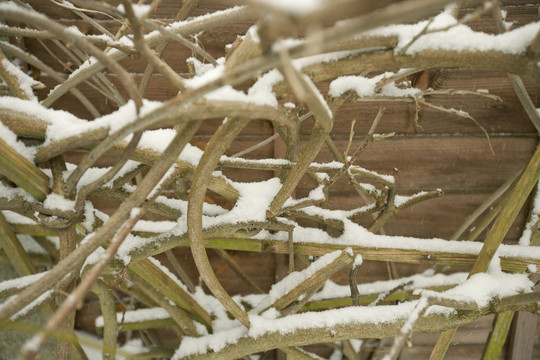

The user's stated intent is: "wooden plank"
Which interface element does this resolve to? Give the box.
[32,65,540,137]
[389,345,504,360]
[508,311,537,360]
[299,136,537,193]
[29,58,539,138]
[23,0,536,21]
[369,316,503,359]
[202,250,276,295]
[318,192,529,241]
[298,70,539,136]
[411,315,497,346]
[195,118,274,137]
[211,136,535,198]
[461,4,539,34]
[507,274,540,360]
[21,0,244,20]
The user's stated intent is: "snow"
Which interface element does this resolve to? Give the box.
[439,272,532,308]
[174,325,246,358]
[81,244,105,270]
[221,156,292,166]
[43,193,75,212]
[129,207,141,219]
[1,58,39,101]
[132,219,176,233]
[119,339,149,355]
[147,257,190,293]
[311,271,466,301]
[114,233,153,265]
[519,183,540,246]
[2,4,540,359]
[15,235,49,255]
[250,301,417,337]
[185,59,225,88]
[187,57,216,77]
[95,307,169,328]
[394,191,429,208]
[71,160,142,190]
[117,4,151,19]
[249,0,324,15]
[168,177,283,235]
[9,289,54,320]
[247,26,260,43]
[125,128,205,166]
[76,331,147,360]
[0,271,46,293]
[64,24,112,43]
[349,166,395,184]
[254,250,344,312]
[283,102,295,109]
[0,97,162,147]
[329,72,422,99]
[115,171,540,267]
[283,184,325,208]
[185,58,281,107]
[63,56,99,82]
[179,143,205,166]
[0,120,37,161]
[353,254,363,268]
[96,100,162,134]
[2,210,37,225]
[161,6,246,35]
[175,266,532,358]
[368,12,540,55]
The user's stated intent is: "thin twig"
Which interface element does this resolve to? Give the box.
[418,100,495,156]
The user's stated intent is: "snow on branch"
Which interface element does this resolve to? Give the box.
[0,1,539,359]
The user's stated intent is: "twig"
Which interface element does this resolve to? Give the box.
[92,280,118,359]
[126,270,200,336]
[344,119,356,159]
[0,50,33,100]
[0,123,199,324]
[231,112,311,158]
[348,261,361,306]
[164,250,197,293]
[0,41,100,117]
[423,89,502,102]
[398,18,434,55]
[0,5,142,108]
[324,107,385,191]
[16,125,196,359]
[418,100,495,156]
[384,297,429,360]
[187,117,252,328]
[214,248,264,294]
[73,131,142,212]
[452,169,520,240]
[145,20,218,66]
[123,0,186,92]
[374,68,425,93]
[398,3,493,55]
[288,230,295,273]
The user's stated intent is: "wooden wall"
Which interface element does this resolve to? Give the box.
[8,0,540,358]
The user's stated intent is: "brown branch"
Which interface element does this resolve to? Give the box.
[187,117,252,328]
[0,5,142,109]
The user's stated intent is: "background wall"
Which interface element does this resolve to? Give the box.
[5,0,540,359]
